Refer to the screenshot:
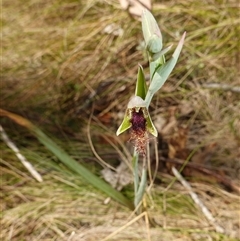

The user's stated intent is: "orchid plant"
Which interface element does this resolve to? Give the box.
[116,9,186,210]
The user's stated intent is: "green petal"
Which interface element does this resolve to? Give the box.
[116,114,132,136]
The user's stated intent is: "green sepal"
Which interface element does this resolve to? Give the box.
[146,114,158,137]
[135,64,147,100]
[116,110,132,136]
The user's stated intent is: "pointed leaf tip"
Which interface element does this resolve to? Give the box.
[173,31,186,59]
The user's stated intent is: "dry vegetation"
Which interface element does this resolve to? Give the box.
[1,0,240,240]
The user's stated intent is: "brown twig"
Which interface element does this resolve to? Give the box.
[161,157,240,194]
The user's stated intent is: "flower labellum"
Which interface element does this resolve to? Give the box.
[116,96,157,155]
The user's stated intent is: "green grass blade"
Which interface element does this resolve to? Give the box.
[0,109,134,210]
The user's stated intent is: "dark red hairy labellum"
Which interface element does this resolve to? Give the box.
[130,109,146,132]
[129,108,148,155]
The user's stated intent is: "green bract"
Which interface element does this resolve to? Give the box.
[147,34,162,54]
[142,9,162,52]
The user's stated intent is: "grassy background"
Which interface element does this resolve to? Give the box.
[1,0,239,240]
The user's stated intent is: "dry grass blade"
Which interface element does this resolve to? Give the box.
[172,166,225,234]
[101,211,149,241]
[0,108,134,210]
[0,124,43,182]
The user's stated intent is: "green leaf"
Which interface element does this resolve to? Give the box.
[149,44,172,80]
[135,64,147,99]
[149,46,171,79]
[149,44,172,62]
[145,32,186,107]
[0,109,134,210]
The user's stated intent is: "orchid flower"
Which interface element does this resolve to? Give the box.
[116,9,186,156]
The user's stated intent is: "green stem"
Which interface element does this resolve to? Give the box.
[133,154,147,209]
[133,148,139,197]
[134,165,147,208]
